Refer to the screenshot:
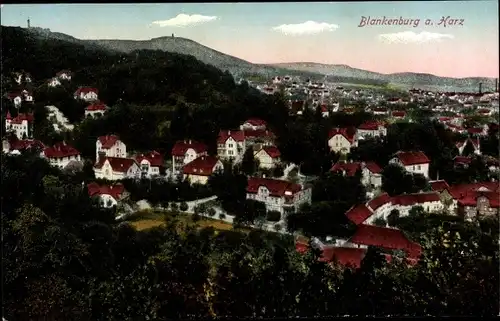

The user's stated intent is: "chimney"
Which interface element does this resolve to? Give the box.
[228,130,231,135]
[189,139,192,144]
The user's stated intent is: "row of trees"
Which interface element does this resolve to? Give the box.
[3,152,498,319]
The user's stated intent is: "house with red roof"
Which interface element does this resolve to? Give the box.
[457,188,499,221]
[135,151,164,178]
[43,142,82,169]
[391,192,443,216]
[5,111,34,140]
[365,193,393,222]
[74,86,99,102]
[330,160,383,188]
[182,155,223,185]
[443,182,500,216]
[171,139,208,174]
[94,157,140,181]
[85,101,108,118]
[453,156,472,168]
[6,92,23,107]
[391,110,407,120]
[456,138,481,156]
[389,151,430,178]
[356,121,387,139]
[372,107,389,116]
[96,135,127,163]
[327,127,357,154]
[56,70,72,81]
[243,129,276,147]
[217,130,246,161]
[240,118,267,131]
[87,182,127,208]
[2,136,45,155]
[246,177,312,216]
[346,224,422,260]
[253,146,281,169]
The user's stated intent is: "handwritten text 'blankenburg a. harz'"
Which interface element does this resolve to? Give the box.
[358,16,465,28]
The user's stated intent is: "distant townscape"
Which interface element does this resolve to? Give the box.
[2,23,499,319]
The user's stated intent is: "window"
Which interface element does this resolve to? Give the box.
[417,165,421,170]
[228,150,233,155]
[228,144,233,148]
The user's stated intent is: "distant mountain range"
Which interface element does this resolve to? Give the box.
[24,27,498,92]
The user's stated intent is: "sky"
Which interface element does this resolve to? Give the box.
[1,1,498,78]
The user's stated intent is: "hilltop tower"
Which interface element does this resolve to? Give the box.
[495,79,498,92]
[172,33,174,38]
[27,18,31,29]
[479,82,482,94]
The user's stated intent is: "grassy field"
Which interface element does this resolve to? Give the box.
[128,209,243,232]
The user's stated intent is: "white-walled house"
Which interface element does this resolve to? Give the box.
[87,182,126,208]
[56,70,72,80]
[135,151,164,178]
[330,161,383,188]
[389,151,430,178]
[254,146,281,169]
[365,193,393,222]
[327,127,357,154]
[182,155,224,185]
[43,142,82,169]
[246,177,312,216]
[217,130,246,161]
[5,112,34,140]
[47,77,62,87]
[171,140,208,173]
[456,138,481,156]
[356,121,387,139]
[6,93,23,107]
[96,135,127,163]
[391,192,443,216]
[74,87,99,102]
[240,118,267,131]
[94,157,140,181]
[85,101,108,118]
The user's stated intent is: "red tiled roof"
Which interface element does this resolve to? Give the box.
[392,111,406,117]
[94,157,138,173]
[260,146,281,158]
[328,127,356,143]
[247,177,303,197]
[345,204,373,225]
[448,182,500,200]
[217,130,245,144]
[349,224,422,259]
[391,192,440,206]
[86,101,107,111]
[467,127,484,134]
[367,193,391,211]
[373,107,388,112]
[331,161,382,175]
[44,142,80,158]
[7,138,45,151]
[243,129,275,139]
[429,180,450,192]
[183,155,221,176]
[454,156,472,165]
[320,246,368,268]
[243,118,267,127]
[6,92,22,100]
[135,150,164,167]
[365,162,382,174]
[87,182,125,200]
[7,112,34,124]
[457,190,500,208]
[394,151,430,166]
[171,140,208,157]
[74,86,98,95]
[357,121,384,131]
[98,135,120,149]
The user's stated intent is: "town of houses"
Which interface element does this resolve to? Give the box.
[3,70,499,269]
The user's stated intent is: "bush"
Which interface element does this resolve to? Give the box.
[272,165,284,178]
[387,209,400,227]
[373,217,387,227]
[274,223,282,231]
[219,213,226,220]
[207,207,216,217]
[192,213,201,222]
[266,210,281,222]
[179,201,188,212]
[170,203,179,211]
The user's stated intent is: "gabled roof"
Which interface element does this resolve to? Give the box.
[328,127,356,143]
[44,142,80,158]
[345,204,373,225]
[243,129,275,140]
[366,193,391,211]
[258,146,281,159]
[393,151,430,166]
[243,118,267,127]
[87,182,125,199]
[135,151,164,167]
[74,86,98,95]
[94,157,138,173]
[429,180,450,192]
[247,177,303,197]
[320,246,368,269]
[448,182,500,200]
[5,138,45,151]
[86,101,107,111]
[457,190,500,208]
[171,140,208,157]
[392,111,406,117]
[349,224,422,259]
[330,161,382,175]
[217,130,245,143]
[391,192,440,206]
[453,156,472,165]
[183,155,221,176]
[98,135,121,149]
[7,112,34,124]
[357,121,384,131]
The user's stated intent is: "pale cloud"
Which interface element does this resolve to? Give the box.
[378,31,454,44]
[151,14,218,27]
[272,21,339,36]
